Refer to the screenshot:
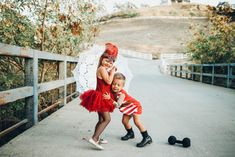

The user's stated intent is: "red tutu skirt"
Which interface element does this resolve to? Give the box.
[80,90,115,112]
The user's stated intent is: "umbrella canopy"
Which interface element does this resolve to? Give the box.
[72,45,133,93]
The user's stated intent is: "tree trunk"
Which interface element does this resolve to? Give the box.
[40,0,48,51]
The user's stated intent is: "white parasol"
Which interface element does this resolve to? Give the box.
[72,45,133,93]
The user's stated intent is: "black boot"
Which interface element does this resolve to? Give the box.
[121,128,135,141]
[136,130,152,147]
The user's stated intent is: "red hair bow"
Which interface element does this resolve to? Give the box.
[104,43,118,60]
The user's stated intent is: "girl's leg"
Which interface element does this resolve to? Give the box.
[121,114,135,140]
[133,114,145,132]
[94,112,103,132]
[92,112,111,142]
[133,114,152,147]
[94,113,108,144]
[122,114,132,129]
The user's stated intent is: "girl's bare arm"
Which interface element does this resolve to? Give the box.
[98,66,116,84]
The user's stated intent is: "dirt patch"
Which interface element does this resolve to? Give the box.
[95,17,207,58]
[95,4,209,58]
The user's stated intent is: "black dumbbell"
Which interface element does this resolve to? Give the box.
[168,136,191,147]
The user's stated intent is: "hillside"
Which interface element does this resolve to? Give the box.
[136,3,209,17]
[95,4,209,58]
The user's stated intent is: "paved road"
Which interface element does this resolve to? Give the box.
[1,58,235,157]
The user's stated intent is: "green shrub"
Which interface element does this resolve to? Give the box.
[187,8,235,63]
[0,4,35,47]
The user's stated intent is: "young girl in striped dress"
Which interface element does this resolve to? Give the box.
[103,73,153,147]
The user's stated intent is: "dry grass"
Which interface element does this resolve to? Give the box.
[99,4,209,22]
[95,4,210,57]
[136,3,209,17]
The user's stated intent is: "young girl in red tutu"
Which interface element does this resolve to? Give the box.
[80,43,118,150]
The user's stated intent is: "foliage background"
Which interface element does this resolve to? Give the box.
[187,6,235,64]
[0,0,100,125]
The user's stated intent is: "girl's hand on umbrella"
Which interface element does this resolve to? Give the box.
[111,66,117,72]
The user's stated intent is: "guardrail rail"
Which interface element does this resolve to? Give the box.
[0,43,79,140]
[169,63,235,88]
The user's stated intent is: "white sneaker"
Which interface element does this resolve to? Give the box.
[98,138,108,144]
[88,138,104,150]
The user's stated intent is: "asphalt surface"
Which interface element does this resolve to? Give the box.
[1,58,235,157]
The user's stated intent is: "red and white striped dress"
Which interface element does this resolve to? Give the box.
[116,89,142,115]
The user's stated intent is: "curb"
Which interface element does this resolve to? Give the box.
[100,16,208,24]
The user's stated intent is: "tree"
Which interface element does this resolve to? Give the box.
[0,0,100,85]
[0,0,100,121]
[0,3,35,91]
[0,3,35,47]
[187,6,235,63]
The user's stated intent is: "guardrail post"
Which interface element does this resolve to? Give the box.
[212,64,215,85]
[200,65,203,82]
[175,65,177,77]
[25,58,34,128]
[59,60,66,106]
[185,64,188,79]
[170,65,173,76]
[227,64,231,88]
[231,65,233,86]
[192,65,195,81]
[64,59,67,104]
[33,51,38,124]
[180,65,182,78]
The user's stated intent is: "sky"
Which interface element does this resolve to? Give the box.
[93,0,235,16]
[190,0,235,6]
[94,0,164,15]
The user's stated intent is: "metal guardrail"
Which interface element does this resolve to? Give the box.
[169,63,235,88]
[160,53,188,60]
[0,43,79,138]
[159,53,189,73]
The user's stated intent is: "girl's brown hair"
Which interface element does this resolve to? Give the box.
[97,53,115,69]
